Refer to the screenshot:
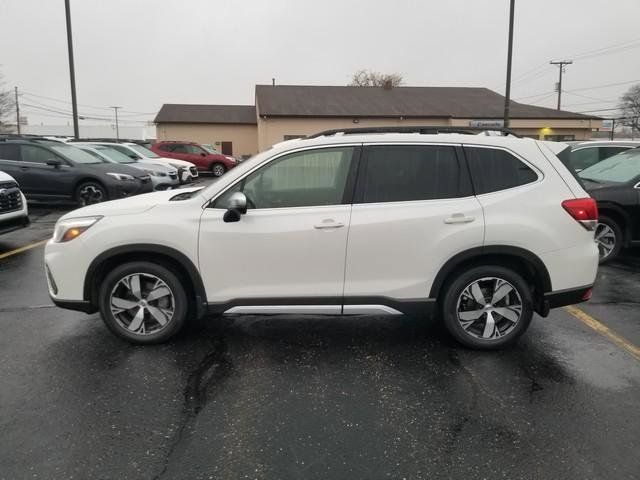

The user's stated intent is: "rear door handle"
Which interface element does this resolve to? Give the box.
[314,220,345,230]
[444,213,475,224]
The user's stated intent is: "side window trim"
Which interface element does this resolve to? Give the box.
[353,143,470,204]
[462,144,543,196]
[207,144,362,210]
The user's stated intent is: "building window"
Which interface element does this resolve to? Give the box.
[283,135,305,141]
[544,134,575,141]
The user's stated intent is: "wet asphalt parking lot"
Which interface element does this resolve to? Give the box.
[0,177,638,479]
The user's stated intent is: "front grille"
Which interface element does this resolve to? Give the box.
[0,187,22,213]
[189,166,198,176]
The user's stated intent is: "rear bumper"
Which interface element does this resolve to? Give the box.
[51,297,96,314]
[544,284,594,309]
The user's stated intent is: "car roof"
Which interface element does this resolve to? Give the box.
[572,140,640,148]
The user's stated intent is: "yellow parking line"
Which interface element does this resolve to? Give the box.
[565,305,640,361]
[0,239,48,260]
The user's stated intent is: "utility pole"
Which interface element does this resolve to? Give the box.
[610,118,615,141]
[503,0,515,128]
[64,0,79,139]
[14,87,20,135]
[110,106,121,140]
[550,60,572,110]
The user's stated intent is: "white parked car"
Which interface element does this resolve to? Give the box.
[0,171,29,235]
[45,128,599,349]
[74,143,180,191]
[72,141,198,184]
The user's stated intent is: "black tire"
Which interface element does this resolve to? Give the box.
[75,180,107,206]
[441,265,534,350]
[210,163,226,177]
[98,261,188,344]
[596,216,622,264]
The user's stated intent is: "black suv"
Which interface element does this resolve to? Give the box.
[0,138,153,205]
[579,147,640,263]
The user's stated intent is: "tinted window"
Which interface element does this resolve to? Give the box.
[570,147,599,171]
[358,145,468,203]
[50,145,102,164]
[158,144,171,151]
[0,143,20,161]
[21,145,57,164]
[185,144,205,155]
[108,144,140,159]
[171,144,188,153]
[465,147,538,194]
[213,147,354,209]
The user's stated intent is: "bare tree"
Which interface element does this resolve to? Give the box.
[619,84,640,133]
[0,72,15,133]
[349,70,403,89]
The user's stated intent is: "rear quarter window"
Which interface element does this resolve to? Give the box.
[465,147,538,195]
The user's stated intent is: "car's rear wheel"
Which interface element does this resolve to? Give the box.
[441,265,533,349]
[211,163,226,177]
[595,216,622,264]
[98,261,188,344]
[75,181,107,206]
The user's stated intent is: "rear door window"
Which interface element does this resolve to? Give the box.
[21,145,56,164]
[570,147,599,171]
[355,145,470,203]
[0,143,20,161]
[465,147,538,194]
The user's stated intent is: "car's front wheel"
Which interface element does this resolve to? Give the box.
[210,163,226,177]
[441,266,533,349]
[75,181,107,206]
[98,261,188,344]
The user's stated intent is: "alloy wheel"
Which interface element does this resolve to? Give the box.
[456,277,523,340]
[595,223,616,260]
[212,164,225,177]
[78,185,104,205]
[109,273,175,335]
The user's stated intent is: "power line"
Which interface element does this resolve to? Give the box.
[550,60,573,110]
[20,90,156,116]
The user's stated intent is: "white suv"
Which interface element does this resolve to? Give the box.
[44,129,599,349]
[0,170,29,235]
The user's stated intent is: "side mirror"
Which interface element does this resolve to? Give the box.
[200,152,206,157]
[223,192,248,223]
[46,159,62,167]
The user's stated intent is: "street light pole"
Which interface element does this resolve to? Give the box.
[14,87,20,135]
[503,0,515,129]
[110,106,121,140]
[64,0,79,139]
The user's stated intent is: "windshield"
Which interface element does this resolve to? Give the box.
[95,146,136,164]
[128,144,160,158]
[51,145,103,164]
[202,144,220,154]
[579,148,640,183]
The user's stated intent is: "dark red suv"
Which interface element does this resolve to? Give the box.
[152,141,237,177]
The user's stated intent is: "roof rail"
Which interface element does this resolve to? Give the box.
[306,126,521,139]
[0,134,59,142]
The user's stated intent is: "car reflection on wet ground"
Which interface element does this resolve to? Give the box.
[0,184,638,479]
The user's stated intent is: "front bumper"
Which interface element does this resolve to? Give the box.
[0,192,29,235]
[106,179,154,199]
[0,214,30,235]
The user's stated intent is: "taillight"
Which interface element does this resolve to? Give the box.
[561,198,598,231]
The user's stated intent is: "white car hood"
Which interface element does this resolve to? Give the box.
[149,156,196,168]
[59,187,205,220]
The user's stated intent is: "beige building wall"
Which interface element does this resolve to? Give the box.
[451,118,602,140]
[155,123,258,158]
[256,117,450,151]
[257,116,601,150]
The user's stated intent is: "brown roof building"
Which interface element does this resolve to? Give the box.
[155,85,602,158]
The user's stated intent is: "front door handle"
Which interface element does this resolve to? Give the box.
[444,213,475,224]
[314,220,345,230]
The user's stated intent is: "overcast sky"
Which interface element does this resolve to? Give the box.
[1,0,639,126]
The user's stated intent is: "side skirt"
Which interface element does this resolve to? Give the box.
[207,297,436,317]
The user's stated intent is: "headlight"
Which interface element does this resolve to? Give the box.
[52,216,102,243]
[106,172,135,181]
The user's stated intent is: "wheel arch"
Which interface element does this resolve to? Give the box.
[597,203,631,246]
[84,244,207,317]
[429,246,552,314]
